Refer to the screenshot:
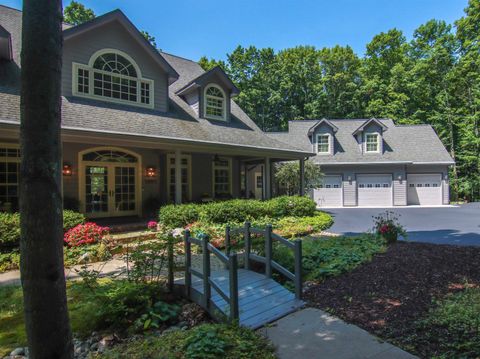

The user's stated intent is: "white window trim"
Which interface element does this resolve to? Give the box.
[316,134,331,155]
[203,84,227,121]
[212,157,232,197]
[365,133,380,153]
[72,49,154,110]
[166,154,192,203]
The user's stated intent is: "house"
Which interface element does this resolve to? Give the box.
[267,118,454,207]
[0,6,312,218]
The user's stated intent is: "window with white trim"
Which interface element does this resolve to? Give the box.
[213,157,231,197]
[204,84,226,121]
[73,50,154,109]
[317,134,330,154]
[0,146,20,212]
[365,133,379,152]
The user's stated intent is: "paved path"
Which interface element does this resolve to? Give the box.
[325,202,480,246]
[258,307,417,359]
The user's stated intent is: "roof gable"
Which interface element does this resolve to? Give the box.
[175,66,240,97]
[352,118,388,135]
[63,9,179,84]
[307,118,338,136]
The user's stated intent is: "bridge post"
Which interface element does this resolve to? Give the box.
[225,225,231,257]
[229,252,239,321]
[265,224,273,278]
[202,235,211,309]
[184,230,192,299]
[244,222,251,270]
[294,239,302,299]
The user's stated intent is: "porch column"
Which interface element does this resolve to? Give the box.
[264,157,271,200]
[243,162,248,198]
[175,149,182,204]
[299,158,305,196]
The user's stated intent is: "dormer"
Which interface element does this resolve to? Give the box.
[308,119,338,155]
[353,118,388,154]
[0,24,12,61]
[176,66,239,122]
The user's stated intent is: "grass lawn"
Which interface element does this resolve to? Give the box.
[305,242,480,358]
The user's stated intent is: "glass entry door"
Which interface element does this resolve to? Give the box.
[80,148,140,218]
[84,164,137,217]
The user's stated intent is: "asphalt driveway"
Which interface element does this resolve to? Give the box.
[324,202,480,246]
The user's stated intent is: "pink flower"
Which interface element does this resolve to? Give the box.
[147,221,158,230]
[64,222,109,247]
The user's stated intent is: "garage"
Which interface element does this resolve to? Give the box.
[407,174,442,205]
[313,175,342,207]
[357,174,392,207]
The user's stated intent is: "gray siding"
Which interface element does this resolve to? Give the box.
[184,91,199,116]
[62,21,169,112]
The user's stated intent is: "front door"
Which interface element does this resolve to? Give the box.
[80,148,141,218]
[254,172,263,199]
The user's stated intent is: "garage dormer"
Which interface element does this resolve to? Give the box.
[176,66,239,122]
[353,118,388,154]
[308,118,338,155]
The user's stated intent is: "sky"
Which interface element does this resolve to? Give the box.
[2,0,469,61]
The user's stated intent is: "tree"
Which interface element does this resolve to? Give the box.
[20,0,73,357]
[63,0,95,26]
[141,30,157,48]
[275,160,323,196]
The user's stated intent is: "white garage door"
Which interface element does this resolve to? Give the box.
[407,174,442,205]
[313,175,342,207]
[357,174,392,207]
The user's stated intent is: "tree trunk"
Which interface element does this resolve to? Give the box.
[20,1,73,358]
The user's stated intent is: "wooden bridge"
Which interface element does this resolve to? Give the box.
[174,222,305,329]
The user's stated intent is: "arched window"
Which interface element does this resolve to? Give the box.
[73,49,153,108]
[204,84,226,121]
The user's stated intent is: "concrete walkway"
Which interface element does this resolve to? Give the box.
[258,308,417,359]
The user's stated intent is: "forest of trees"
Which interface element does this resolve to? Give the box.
[199,0,480,202]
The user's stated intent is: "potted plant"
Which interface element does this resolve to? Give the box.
[372,211,407,244]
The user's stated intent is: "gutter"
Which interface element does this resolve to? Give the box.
[315,160,455,166]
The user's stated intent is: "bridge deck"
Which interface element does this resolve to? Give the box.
[176,269,304,329]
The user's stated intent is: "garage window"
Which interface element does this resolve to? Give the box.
[409,183,415,187]
[382,183,389,188]
[359,184,365,188]
[432,183,439,187]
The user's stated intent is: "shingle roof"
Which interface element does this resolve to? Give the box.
[0,6,310,157]
[266,119,454,164]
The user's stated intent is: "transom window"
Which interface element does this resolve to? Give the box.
[365,133,379,153]
[82,150,138,163]
[73,50,154,109]
[317,134,330,154]
[204,85,226,121]
[213,157,231,197]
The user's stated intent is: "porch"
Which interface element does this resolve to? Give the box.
[0,129,309,219]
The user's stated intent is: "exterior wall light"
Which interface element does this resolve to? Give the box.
[145,166,156,178]
[62,163,72,176]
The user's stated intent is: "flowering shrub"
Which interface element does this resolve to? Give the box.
[64,222,110,247]
[372,211,407,243]
[147,221,158,231]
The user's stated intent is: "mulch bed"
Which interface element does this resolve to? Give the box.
[304,241,480,357]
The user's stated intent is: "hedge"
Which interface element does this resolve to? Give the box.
[0,210,86,247]
[158,196,318,228]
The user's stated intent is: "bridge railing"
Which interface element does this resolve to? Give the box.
[184,230,239,321]
[227,222,303,299]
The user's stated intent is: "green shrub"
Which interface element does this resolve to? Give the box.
[158,196,318,229]
[199,199,266,224]
[266,195,317,217]
[0,213,20,247]
[0,210,85,247]
[0,250,20,272]
[63,210,86,232]
[276,212,334,238]
[274,234,385,282]
[159,203,201,228]
[95,323,275,359]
